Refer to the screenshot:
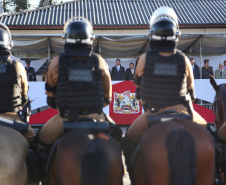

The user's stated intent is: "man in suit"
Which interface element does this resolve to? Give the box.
[201,59,213,79]
[190,58,200,79]
[25,59,37,81]
[126,62,135,81]
[224,60,226,70]
[111,58,125,80]
[215,63,226,79]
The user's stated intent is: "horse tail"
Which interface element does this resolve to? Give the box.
[81,135,110,185]
[166,128,196,185]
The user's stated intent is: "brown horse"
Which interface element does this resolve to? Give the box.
[0,125,29,185]
[209,75,226,129]
[209,75,226,182]
[134,119,215,185]
[48,128,123,185]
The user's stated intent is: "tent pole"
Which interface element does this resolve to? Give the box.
[98,37,102,56]
[200,36,203,106]
[48,37,52,63]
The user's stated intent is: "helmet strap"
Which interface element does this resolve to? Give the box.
[149,40,177,52]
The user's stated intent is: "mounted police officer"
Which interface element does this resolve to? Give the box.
[33,17,122,183]
[0,23,36,143]
[122,7,207,185]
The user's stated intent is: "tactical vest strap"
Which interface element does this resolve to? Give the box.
[64,119,110,133]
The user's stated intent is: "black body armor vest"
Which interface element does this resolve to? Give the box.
[140,50,187,109]
[0,59,22,113]
[56,53,104,121]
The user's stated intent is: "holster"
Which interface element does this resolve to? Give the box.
[182,94,194,121]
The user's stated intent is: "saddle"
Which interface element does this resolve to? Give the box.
[0,115,28,134]
[147,110,192,127]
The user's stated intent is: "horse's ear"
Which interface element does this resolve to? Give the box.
[209,75,218,91]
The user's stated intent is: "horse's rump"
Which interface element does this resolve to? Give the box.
[50,128,123,185]
[135,119,215,185]
[0,125,28,185]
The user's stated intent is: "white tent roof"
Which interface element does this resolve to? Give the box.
[11,33,226,59]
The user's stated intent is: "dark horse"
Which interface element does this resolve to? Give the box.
[209,75,226,183]
[209,75,226,129]
[134,118,215,185]
[48,122,123,185]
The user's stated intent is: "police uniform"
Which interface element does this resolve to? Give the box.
[0,57,36,143]
[122,7,207,185]
[0,24,35,144]
[38,52,112,146]
[25,60,37,81]
[127,52,207,143]
[37,17,114,148]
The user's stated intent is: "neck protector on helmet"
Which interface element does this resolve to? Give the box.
[64,44,92,57]
[149,40,176,52]
[0,48,10,60]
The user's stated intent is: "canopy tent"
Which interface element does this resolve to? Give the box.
[12,34,226,58]
[11,33,226,72]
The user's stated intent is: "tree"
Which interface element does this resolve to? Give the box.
[1,0,28,13]
[14,0,28,12]
[39,0,63,8]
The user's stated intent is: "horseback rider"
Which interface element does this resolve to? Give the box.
[0,23,36,144]
[122,6,207,185]
[34,16,122,183]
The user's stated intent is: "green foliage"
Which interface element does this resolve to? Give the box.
[0,0,65,13]
[39,0,63,8]
[1,0,28,13]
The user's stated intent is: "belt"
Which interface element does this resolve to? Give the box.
[79,108,102,115]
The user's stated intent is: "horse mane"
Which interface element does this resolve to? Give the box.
[81,134,110,185]
[166,127,196,185]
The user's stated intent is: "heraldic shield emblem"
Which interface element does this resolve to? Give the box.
[113,90,140,114]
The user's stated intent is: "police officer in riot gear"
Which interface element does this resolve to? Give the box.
[0,23,36,143]
[33,17,122,184]
[122,7,207,185]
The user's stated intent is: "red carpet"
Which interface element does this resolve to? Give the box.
[29,103,215,125]
[29,108,58,125]
[192,103,215,123]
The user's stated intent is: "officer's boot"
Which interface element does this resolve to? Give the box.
[32,137,51,185]
[26,148,40,184]
[104,113,123,146]
[36,147,50,185]
[122,134,137,185]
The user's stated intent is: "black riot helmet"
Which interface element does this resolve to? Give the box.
[0,23,13,49]
[62,16,95,45]
[148,6,181,41]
